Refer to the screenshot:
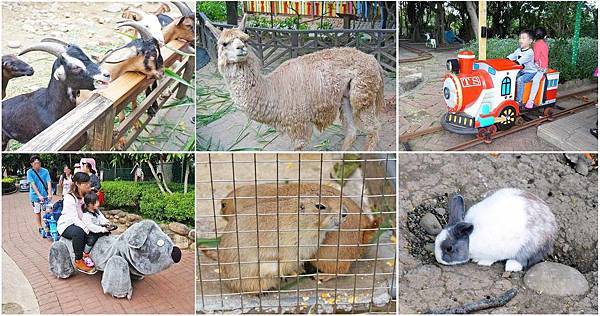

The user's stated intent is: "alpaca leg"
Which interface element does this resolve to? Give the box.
[291,126,312,150]
[340,96,357,151]
[359,108,380,151]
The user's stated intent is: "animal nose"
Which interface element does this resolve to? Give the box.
[102,71,111,80]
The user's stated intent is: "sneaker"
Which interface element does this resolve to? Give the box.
[38,228,46,238]
[525,101,534,109]
[82,253,95,267]
[74,259,96,275]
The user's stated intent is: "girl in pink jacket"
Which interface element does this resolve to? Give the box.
[526,27,549,109]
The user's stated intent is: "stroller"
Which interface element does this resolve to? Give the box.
[42,199,62,241]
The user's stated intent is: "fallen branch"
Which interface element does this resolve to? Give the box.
[425,288,518,314]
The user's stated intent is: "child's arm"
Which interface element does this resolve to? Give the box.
[82,214,108,233]
[97,212,111,226]
[515,49,534,66]
[507,48,519,60]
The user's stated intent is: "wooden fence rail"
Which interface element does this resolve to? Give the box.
[197,13,397,72]
[17,39,193,152]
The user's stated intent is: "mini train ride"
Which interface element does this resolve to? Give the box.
[441,50,560,142]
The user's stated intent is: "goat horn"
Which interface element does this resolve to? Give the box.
[117,21,154,42]
[19,43,66,58]
[41,38,69,46]
[171,1,193,17]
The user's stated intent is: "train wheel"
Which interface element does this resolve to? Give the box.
[496,106,517,131]
[544,107,555,121]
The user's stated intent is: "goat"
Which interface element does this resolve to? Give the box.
[121,6,165,46]
[205,16,383,150]
[2,54,34,99]
[2,41,110,150]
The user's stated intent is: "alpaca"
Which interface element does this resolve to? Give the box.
[204,15,383,150]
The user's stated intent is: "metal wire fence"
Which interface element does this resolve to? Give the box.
[196,153,396,313]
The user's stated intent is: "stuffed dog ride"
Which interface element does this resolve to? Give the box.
[48,220,182,299]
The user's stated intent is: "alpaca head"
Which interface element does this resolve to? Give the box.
[205,15,251,67]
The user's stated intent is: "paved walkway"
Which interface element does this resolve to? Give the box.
[2,192,195,314]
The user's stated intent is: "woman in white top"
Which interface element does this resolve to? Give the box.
[58,165,73,196]
[56,172,95,274]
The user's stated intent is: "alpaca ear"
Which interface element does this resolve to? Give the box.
[205,20,222,38]
[239,14,248,32]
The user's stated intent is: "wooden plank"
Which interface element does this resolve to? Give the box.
[176,54,195,99]
[17,39,189,152]
[17,93,113,152]
[87,107,116,150]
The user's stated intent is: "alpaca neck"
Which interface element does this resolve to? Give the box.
[219,54,278,123]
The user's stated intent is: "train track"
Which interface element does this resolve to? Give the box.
[400,87,598,151]
[399,44,433,63]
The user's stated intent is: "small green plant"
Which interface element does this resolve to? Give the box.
[198,1,227,22]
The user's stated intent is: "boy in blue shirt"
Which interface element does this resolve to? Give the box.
[507,30,537,106]
[27,155,53,238]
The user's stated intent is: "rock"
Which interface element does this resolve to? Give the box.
[434,207,446,216]
[126,214,142,222]
[108,209,123,216]
[159,223,170,233]
[169,222,190,236]
[2,302,24,314]
[419,213,442,235]
[103,4,122,13]
[424,242,435,253]
[118,217,127,224]
[524,262,589,296]
[188,229,195,241]
[171,234,190,250]
[7,41,21,49]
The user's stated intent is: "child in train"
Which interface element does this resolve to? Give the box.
[525,27,549,109]
[507,30,537,107]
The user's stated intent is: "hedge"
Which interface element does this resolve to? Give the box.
[2,177,17,194]
[463,37,598,82]
[101,181,194,226]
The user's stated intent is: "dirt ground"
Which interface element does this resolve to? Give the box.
[399,43,598,151]
[1,2,194,151]
[195,153,396,313]
[398,153,598,313]
[196,58,397,151]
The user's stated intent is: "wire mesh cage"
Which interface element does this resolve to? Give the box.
[196,153,397,313]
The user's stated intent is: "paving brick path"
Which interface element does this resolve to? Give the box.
[2,192,195,314]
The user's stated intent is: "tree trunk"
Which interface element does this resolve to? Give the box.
[436,2,445,47]
[147,162,165,194]
[183,159,190,194]
[465,1,479,40]
[226,1,238,26]
[158,159,173,194]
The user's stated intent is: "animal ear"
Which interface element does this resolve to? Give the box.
[239,14,248,32]
[154,2,171,15]
[453,222,474,238]
[122,7,144,21]
[126,220,155,248]
[53,65,66,81]
[448,193,465,224]
[100,46,139,64]
[205,20,222,38]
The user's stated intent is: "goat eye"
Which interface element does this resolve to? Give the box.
[222,42,229,47]
[445,246,453,253]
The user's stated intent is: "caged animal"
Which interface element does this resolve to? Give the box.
[123,1,195,44]
[204,15,383,151]
[434,188,557,272]
[208,197,348,294]
[217,183,378,281]
[2,54,34,99]
[2,40,111,150]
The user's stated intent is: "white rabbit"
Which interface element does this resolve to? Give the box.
[434,188,557,272]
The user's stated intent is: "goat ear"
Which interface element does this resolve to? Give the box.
[205,20,222,38]
[239,14,248,32]
[154,2,170,15]
[53,65,66,81]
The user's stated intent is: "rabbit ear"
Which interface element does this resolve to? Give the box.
[448,193,465,224]
[452,222,474,238]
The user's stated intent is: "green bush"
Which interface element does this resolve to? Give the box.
[2,177,17,194]
[140,192,195,226]
[463,37,598,81]
[198,1,227,22]
[102,181,194,226]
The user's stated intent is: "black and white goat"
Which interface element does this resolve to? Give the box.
[2,41,111,149]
